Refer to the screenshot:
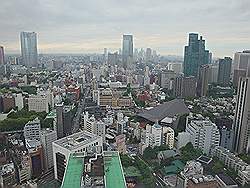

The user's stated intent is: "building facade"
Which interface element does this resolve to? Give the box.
[28,95,49,113]
[233,77,250,153]
[217,57,232,86]
[122,34,133,69]
[183,33,210,77]
[23,118,41,141]
[52,131,103,182]
[186,119,220,154]
[197,64,210,97]
[20,32,38,68]
[41,129,57,171]
[0,46,4,65]
[233,51,250,87]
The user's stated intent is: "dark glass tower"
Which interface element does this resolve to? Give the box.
[217,57,232,86]
[183,33,210,77]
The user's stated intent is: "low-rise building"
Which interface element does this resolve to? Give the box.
[211,146,250,186]
[0,163,16,187]
[163,127,175,149]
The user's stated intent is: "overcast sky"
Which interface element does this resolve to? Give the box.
[1,0,250,57]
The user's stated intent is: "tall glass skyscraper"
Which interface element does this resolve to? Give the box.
[20,32,38,68]
[122,34,133,68]
[183,33,210,77]
[0,46,4,65]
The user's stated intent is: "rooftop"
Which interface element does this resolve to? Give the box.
[60,151,126,188]
[138,99,190,122]
[162,160,185,175]
[104,151,127,188]
[216,174,238,186]
[61,154,84,188]
[53,131,102,151]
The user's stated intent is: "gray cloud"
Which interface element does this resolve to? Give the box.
[0,0,250,57]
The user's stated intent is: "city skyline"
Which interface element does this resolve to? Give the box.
[1,0,250,57]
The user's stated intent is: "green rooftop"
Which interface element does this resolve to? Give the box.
[104,151,127,188]
[61,154,84,188]
[162,160,185,176]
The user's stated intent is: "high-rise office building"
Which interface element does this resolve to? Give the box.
[0,46,4,65]
[122,34,133,68]
[160,70,176,89]
[145,48,152,62]
[217,57,232,86]
[233,51,250,87]
[183,33,210,77]
[56,103,74,139]
[20,32,38,68]
[41,129,57,171]
[233,77,250,154]
[107,52,118,65]
[174,75,197,98]
[208,63,219,84]
[197,64,210,97]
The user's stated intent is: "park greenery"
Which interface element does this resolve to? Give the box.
[179,142,202,163]
[208,157,238,180]
[0,108,52,132]
[121,154,155,188]
[143,145,168,161]
[238,154,250,164]
[19,86,37,95]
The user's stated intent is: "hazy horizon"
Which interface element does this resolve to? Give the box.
[1,0,250,57]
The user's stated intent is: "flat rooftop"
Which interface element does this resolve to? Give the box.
[60,151,126,188]
[104,151,126,188]
[53,131,101,151]
[216,174,238,186]
[61,154,84,188]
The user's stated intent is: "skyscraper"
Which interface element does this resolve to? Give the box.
[183,33,210,77]
[122,34,133,68]
[174,75,197,98]
[233,77,250,154]
[146,48,152,63]
[233,51,250,87]
[197,64,210,97]
[0,46,4,65]
[217,57,232,86]
[20,32,38,68]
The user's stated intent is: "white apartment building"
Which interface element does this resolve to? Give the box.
[176,132,191,150]
[163,127,175,149]
[211,146,250,186]
[52,131,103,181]
[41,129,57,170]
[83,112,106,141]
[28,95,49,113]
[186,119,220,154]
[145,123,162,147]
[23,118,41,141]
